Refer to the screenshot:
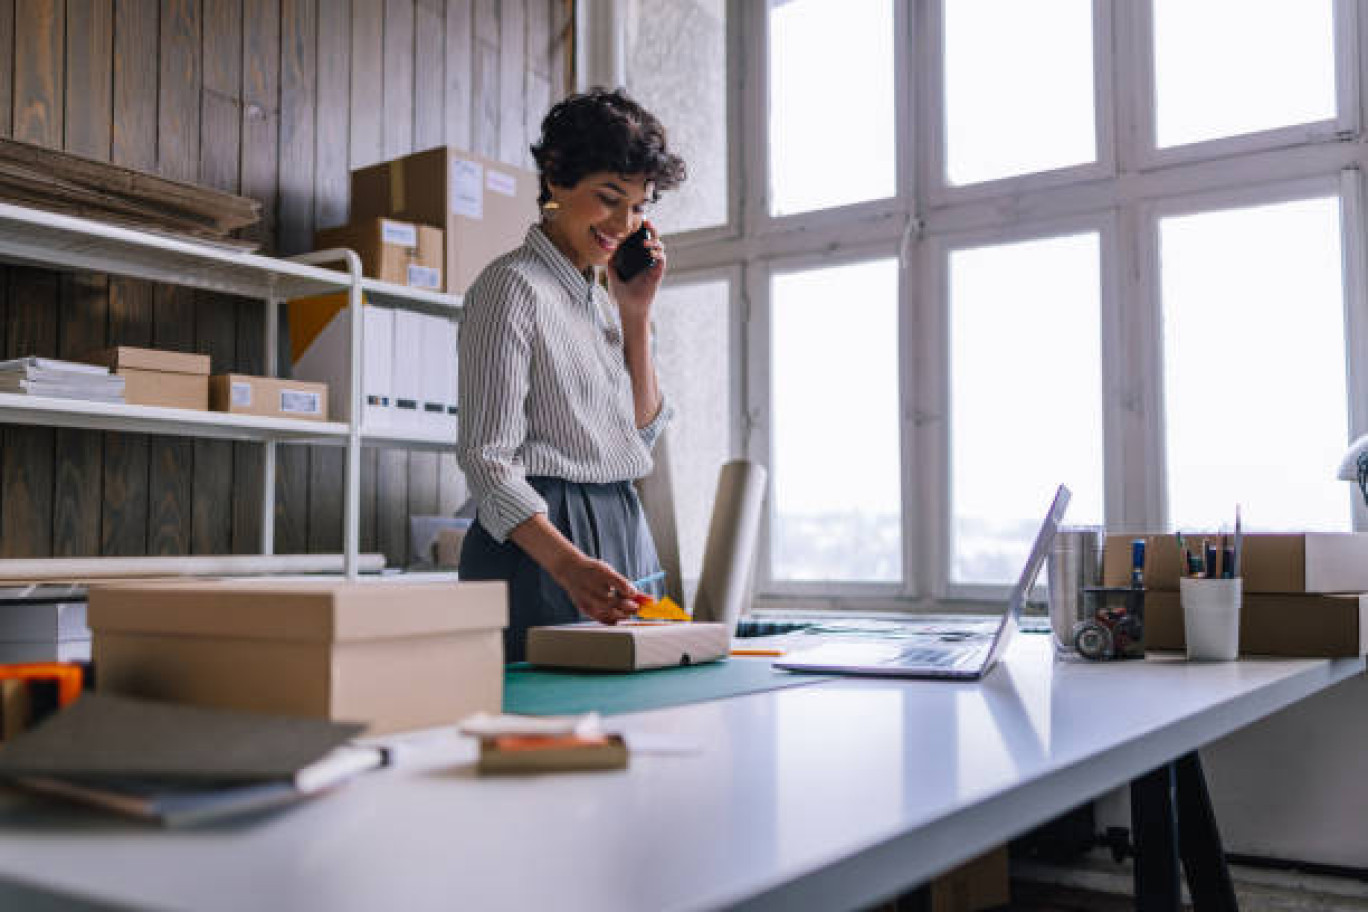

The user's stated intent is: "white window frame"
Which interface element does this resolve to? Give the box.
[590,0,1368,612]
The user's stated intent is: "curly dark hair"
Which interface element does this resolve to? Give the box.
[530,87,687,205]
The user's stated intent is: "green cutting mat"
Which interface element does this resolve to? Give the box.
[503,659,832,717]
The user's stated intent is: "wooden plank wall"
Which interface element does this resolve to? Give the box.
[0,0,569,566]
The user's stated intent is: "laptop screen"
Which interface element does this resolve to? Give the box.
[979,484,1072,669]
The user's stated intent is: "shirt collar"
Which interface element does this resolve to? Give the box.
[526,224,597,302]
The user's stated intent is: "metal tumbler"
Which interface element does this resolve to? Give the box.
[1047,526,1105,658]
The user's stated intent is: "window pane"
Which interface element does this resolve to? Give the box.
[1161,197,1349,531]
[943,0,1096,186]
[653,278,732,592]
[950,234,1104,584]
[1153,0,1336,149]
[624,0,728,234]
[769,0,896,216]
[771,260,901,582]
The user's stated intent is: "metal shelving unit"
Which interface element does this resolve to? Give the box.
[0,200,463,581]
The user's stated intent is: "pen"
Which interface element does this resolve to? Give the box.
[630,570,666,591]
[1233,505,1243,578]
[730,648,785,657]
[1204,541,1217,579]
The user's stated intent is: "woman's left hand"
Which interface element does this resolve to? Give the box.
[608,220,666,325]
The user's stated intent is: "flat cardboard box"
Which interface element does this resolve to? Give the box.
[1103,532,1368,593]
[314,217,443,290]
[350,146,539,294]
[87,579,508,735]
[931,845,1009,912]
[88,346,210,410]
[1143,590,1368,657]
[526,622,730,671]
[210,373,329,422]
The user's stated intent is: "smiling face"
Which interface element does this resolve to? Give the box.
[542,172,652,273]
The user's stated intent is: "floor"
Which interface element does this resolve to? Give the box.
[1004,854,1368,911]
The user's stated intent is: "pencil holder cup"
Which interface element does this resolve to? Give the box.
[1180,577,1241,661]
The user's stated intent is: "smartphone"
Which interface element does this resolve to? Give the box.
[613,225,656,283]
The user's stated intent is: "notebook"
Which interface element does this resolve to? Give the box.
[774,484,1071,680]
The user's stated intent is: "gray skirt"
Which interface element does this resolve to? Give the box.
[459,476,662,663]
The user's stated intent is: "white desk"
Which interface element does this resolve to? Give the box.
[0,637,1359,912]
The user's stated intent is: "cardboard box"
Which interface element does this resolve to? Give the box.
[88,345,210,410]
[1104,532,1368,593]
[1142,590,1368,657]
[350,146,539,294]
[313,218,443,290]
[930,845,1009,912]
[87,579,508,735]
[526,622,729,671]
[210,373,329,422]
[289,294,395,427]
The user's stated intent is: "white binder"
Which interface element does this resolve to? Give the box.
[292,304,394,429]
[392,309,426,433]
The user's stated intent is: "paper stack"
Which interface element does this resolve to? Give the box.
[0,357,124,404]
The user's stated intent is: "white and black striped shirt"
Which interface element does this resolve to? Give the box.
[458,225,673,542]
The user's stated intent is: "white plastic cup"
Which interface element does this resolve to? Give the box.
[1180,577,1241,661]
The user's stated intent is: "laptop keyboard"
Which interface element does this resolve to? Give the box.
[889,646,966,668]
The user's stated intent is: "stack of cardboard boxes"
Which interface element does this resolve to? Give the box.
[1103,532,1368,656]
[292,147,539,435]
[87,345,328,422]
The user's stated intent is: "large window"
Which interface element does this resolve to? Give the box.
[613,0,1368,609]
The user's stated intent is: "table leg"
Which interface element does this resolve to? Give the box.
[1131,762,1182,912]
[1175,752,1239,911]
[1130,753,1240,912]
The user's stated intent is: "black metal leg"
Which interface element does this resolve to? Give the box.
[1175,752,1239,911]
[1131,762,1182,912]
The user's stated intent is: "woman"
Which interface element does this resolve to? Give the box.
[457,88,687,662]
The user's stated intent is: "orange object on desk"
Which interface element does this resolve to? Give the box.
[0,663,83,707]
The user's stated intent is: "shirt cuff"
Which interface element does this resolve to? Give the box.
[637,395,675,450]
[478,480,549,544]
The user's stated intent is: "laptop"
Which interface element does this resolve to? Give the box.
[774,484,1071,680]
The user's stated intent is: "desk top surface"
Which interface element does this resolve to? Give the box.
[0,637,1359,912]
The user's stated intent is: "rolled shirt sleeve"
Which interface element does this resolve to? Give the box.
[457,269,548,543]
[637,394,674,450]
